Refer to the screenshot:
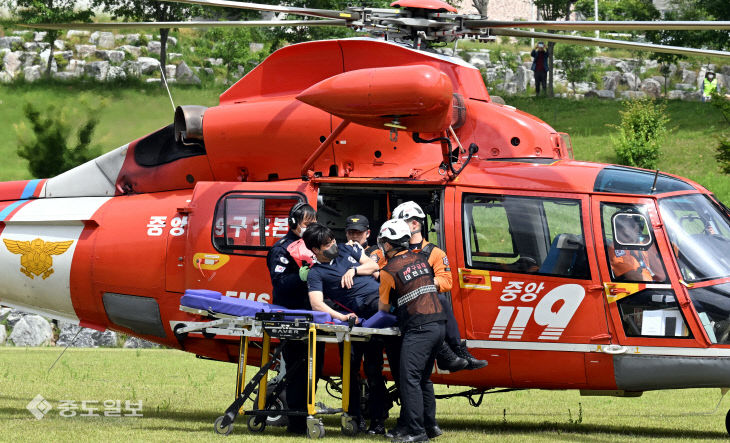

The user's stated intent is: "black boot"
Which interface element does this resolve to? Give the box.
[435,341,468,372]
[455,340,487,370]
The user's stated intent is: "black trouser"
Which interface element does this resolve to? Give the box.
[282,340,324,432]
[399,321,446,435]
[339,339,387,420]
[438,293,462,349]
[534,70,547,95]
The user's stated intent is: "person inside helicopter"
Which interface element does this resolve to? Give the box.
[607,210,666,282]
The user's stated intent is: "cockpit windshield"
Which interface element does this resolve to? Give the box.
[659,194,730,282]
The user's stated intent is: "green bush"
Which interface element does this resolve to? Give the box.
[611,99,669,169]
[14,102,101,178]
[717,136,730,174]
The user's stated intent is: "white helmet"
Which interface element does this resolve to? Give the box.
[392,201,426,221]
[377,219,411,249]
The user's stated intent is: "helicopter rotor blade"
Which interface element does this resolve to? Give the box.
[490,28,730,59]
[466,20,730,31]
[19,19,348,30]
[158,0,359,21]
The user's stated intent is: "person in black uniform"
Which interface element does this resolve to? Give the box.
[266,201,318,435]
[378,219,446,443]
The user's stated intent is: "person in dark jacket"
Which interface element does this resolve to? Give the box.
[265,201,318,435]
[530,42,550,96]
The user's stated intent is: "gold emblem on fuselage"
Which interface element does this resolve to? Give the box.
[3,238,74,280]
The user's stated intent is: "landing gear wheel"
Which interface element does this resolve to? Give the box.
[213,416,233,436]
[306,417,325,439]
[247,415,266,433]
[173,323,188,340]
[725,409,730,435]
[341,414,358,436]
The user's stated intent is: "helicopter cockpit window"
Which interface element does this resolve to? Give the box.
[601,203,667,283]
[658,194,730,282]
[213,194,299,254]
[688,283,730,344]
[463,194,590,279]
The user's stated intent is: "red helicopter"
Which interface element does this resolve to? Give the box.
[6,0,730,435]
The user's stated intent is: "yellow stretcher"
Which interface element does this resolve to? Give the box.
[174,310,399,438]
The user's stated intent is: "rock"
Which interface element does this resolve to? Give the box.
[19,51,38,68]
[681,69,697,85]
[584,89,615,99]
[97,32,115,49]
[249,42,264,53]
[573,81,594,94]
[515,65,531,92]
[0,307,11,322]
[620,72,639,90]
[107,66,126,81]
[121,60,141,78]
[206,57,223,66]
[119,45,141,58]
[53,39,65,50]
[57,323,118,347]
[722,65,730,79]
[95,49,124,64]
[53,71,80,81]
[9,315,52,347]
[145,78,161,84]
[592,56,621,67]
[3,51,22,77]
[38,49,57,72]
[0,325,6,345]
[168,52,182,60]
[621,90,647,100]
[0,72,10,83]
[645,60,658,70]
[147,40,161,55]
[0,36,23,50]
[23,42,41,52]
[123,336,160,348]
[675,83,695,91]
[125,34,141,45]
[66,59,85,76]
[697,67,707,90]
[33,31,47,42]
[138,56,160,74]
[115,34,125,42]
[75,44,96,59]
[469,58,487,69]
[84,60,109,81]
[144,34,153,41]
[667,90,685,100]
[640,78,662,98]
[685,91,702,101]
[12,30,31,36]
[175,60,200,85]
[89,31,100,44]
[65,30,90,39]
[602,71,621,91]
[165,64,176,78]
[168,36,177,46]
[6,310,24,328]
[55,50,74,60]
[491,96,506,105]
[615,60,632,73]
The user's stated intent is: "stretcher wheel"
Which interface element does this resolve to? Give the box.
[247,415,266,433]
[341,414,358,436]
[306,418,325,439]
[213,416,233,436]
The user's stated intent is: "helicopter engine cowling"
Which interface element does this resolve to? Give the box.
[296,65,454,133]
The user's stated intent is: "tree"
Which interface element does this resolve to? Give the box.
[611,99,669,170]
[5,0,93,78]
[575,0,659,21]
[207,27,265,82]
[472,0,489,16]
[646,0,730,52]
[711,92,730,174]
[14,102,101,178]
[555,44,595,95]
[534,0,577,97]
[90,0,199,84]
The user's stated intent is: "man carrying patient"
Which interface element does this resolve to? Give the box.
[302,223,388,434]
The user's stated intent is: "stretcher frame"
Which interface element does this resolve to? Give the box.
[176,306,399,438]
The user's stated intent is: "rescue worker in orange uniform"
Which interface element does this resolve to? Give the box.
[378,218,445,443]
[608,210,666,282]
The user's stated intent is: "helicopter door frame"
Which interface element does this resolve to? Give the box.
[590,195,704,349]
[451,186,605,388]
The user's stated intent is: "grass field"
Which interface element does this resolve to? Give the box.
[1,347,730,441]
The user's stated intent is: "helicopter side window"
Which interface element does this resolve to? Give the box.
[212,194,300,254]
[463,194,589,279]
[601,203,668,283]
[616,289,691,338]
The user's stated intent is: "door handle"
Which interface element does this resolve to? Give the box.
[463,275,484,283]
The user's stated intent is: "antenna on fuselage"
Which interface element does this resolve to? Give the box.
[159,64,177,112]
